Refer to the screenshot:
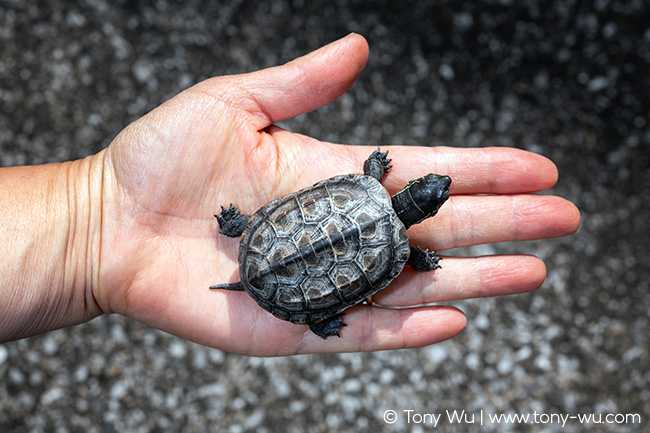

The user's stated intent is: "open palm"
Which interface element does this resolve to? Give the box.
[93,35,579,356]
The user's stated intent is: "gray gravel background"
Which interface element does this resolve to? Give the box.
[1,1,649,432]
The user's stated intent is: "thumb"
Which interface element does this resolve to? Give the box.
[204,34,369,129]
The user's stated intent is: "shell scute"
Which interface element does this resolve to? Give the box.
[297,187,331,223]
[269,199,302,236]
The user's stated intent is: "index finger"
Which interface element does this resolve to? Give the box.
[342,145,559,195]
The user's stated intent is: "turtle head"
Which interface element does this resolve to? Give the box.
[392,174,451,228]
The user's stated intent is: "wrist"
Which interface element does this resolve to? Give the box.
[60,152,106,322]
[0,153,105,342]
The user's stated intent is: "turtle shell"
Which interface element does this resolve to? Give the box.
[237,174,411,324]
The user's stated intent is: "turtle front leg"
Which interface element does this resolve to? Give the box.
[215,204,250,237]
[363,148,392,182]
[407,246,442,272]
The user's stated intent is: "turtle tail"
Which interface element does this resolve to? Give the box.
[210,282,245,291]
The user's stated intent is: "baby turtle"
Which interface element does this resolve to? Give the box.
[211,149,451,339]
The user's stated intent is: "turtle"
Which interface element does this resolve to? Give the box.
[210,149,452,339]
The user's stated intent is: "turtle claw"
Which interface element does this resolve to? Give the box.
[407,246,442,272]
[216,204,249,238]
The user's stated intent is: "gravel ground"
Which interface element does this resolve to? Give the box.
[1,1,648,432]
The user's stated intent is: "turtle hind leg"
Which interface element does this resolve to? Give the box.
[309,314,346,339]
[215,204,249,237]
[363,148,392,182]
[407,246,442,272]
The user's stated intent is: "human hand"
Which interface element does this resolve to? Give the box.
[91,34,580,355]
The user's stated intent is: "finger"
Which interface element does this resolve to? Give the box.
[249,33,368,124]
[187,292,466,356]
[200,34,369,129]
[330,145,559,194]
[296,305,467,354]
[408,194,581,250]
[373,255,547,306]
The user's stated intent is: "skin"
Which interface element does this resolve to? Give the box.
[0,34,581,355]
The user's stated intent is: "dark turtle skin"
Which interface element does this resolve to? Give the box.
[211,149,451,339]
